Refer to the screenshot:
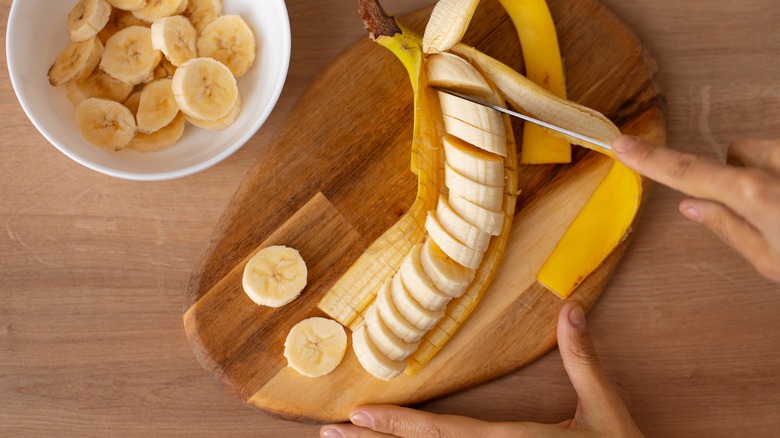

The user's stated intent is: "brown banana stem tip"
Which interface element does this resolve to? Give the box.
[358,0,401,39]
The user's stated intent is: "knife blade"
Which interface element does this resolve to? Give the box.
[434,88,613,151]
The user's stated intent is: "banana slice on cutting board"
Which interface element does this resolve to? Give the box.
[132,0,188,23]
[48,37,104,86]
[76,97,137,151]
[151,15,197,67]
[419,238,475,298]
[426,52,492,96]
[448,193,504,236]
[425,211,483,270]
[101,25,162,85]
[68,0,112,42]
[390,274,444,331]
[172,57,238,121]
[284,317,347,378]
[443,134,504,186]
[444,163,503,211]
[399,243,451,311]
[353,323,407,381]
[136,78,179,133]
[197,14,256,78]
[242,245,308,308]
[364,305,420,362]
[184,0,223,33]
[374,280,425,343]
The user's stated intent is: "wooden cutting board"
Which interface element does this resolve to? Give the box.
[183,0,666,423]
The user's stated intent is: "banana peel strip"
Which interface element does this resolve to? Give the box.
[450,45,642,299]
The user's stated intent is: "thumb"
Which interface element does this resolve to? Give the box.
[557,302,622,414]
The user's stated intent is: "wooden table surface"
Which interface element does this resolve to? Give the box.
[1,0,778,436]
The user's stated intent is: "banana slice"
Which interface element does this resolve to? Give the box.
[132,0,188,23]
[185,94,241,131]
[106,0,147,11]
[439,91,507,157]
[443,134,503,186]
[68,0,112,42]
[425,211,483,270]
[65,69,134,106]
[171,57,237,121]
[419,238,475,298]
[353,323,406,381]
[197,15,256,78]
[448,193,504,236]
[364,305,420,362]
[99,8,150,44]
[422,0,479,54]
[136,78,179,133]
[283,317,347,378]
[76,98,137,151]
[153,57,177,80]
[426,52,492,96]
[127,111,185,152]
[101,26,162,85]
[242,245,307,308]
[390,274,444,331]
[123,90,142,114]
[374,280,425,343]
[445,163,503,211]
[151,15,197,67]
[184,0,222,33]
[48,37,104,86]
[436,195,490,252]
[399,244,451,311]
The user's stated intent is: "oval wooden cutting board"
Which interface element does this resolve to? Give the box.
[183,0,666,423]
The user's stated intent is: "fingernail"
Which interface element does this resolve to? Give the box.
[569,304,587,329]
[350,412,372,428]
[321,428,344,438]
[612,135,639,153]
[681,206,702,224]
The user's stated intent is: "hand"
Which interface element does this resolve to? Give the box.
[320,302,644,438]
[613,136,780,282]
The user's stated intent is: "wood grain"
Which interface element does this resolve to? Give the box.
[183,0,664,423]
[1,0,778,436]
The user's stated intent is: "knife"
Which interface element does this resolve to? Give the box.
[434,88,613,151]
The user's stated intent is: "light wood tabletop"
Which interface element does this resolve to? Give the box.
[1,0,778,436]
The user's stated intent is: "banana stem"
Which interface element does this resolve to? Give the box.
[358,0,401,39]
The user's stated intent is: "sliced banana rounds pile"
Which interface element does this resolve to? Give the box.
[48,0,257,152]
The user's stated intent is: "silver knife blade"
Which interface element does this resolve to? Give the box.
[434,88,613,151]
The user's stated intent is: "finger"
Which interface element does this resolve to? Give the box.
[727,137,780,173]
[680,198,780,282]
[556,302,619,411]
[612,135,753,214]
[348,405,507,438]
[320,424,395,438]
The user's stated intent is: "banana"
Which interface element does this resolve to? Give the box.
[353,323,406,381]
[283,317,347,378]
[422,0,480,54]
[419,238,474,298]
[390,270,445,331]
[445,163,503,211]
[76,97,137,151]
[399,243,451,311]
[151,15,197,66]
[127,112,185,152]
[425,52,491,96]
[153,57,177,80]
[106,0,147,11]
[448,193,504,236]
[364,305,420,362]
[374,281,425,343]
[436,195,490,252]
[136,78,179,133]
[185,94,241,131]
[101,26,162,85]
[132,0,188,23]
[68,0,112,42]
[123,90,142,114]
[438,91,507,157]
[99,8,150,44]
[65,68,134,106]
[425,211,483,270]
[443,134,503,187]
[241,245,308,308]
[184,0,223,33]
[48,37,104,86]
[171,57,237,121]
[197,15,256,78]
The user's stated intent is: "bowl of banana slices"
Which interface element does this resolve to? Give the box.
[7,0,291,181]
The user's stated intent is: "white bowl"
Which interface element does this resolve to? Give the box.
[6,0,291,181]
